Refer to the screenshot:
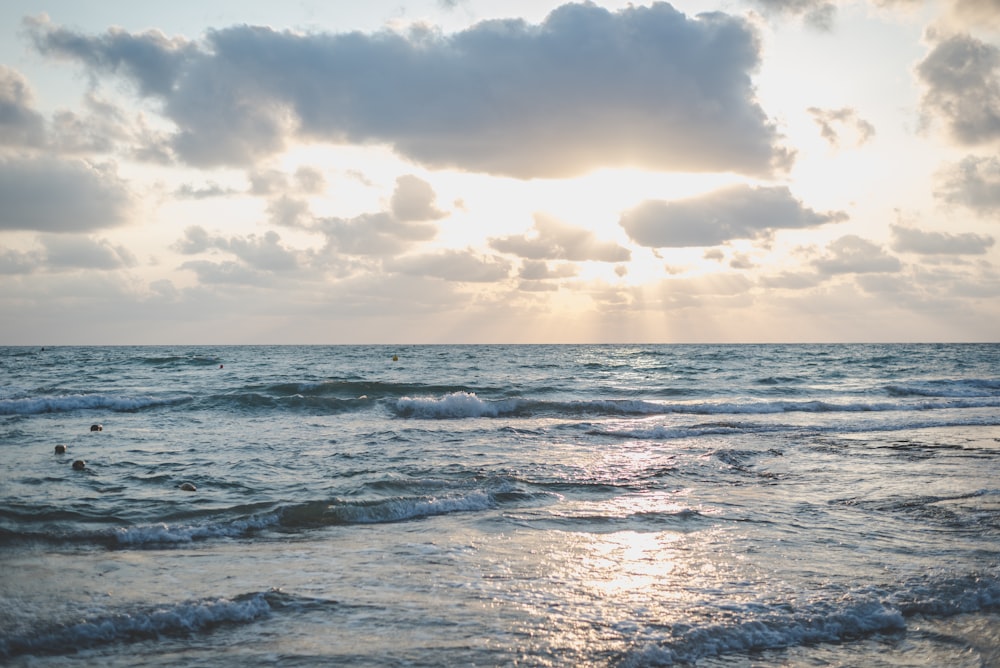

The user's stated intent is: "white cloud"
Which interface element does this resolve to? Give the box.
[935,155,1000,215]
[390,175,447,222]
[385,249,511,282]
[491,213,630,262]
[807,107,876,147]
[890,224,995,254]
[813,235,903,274]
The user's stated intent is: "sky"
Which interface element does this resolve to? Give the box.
[1,0,998,344]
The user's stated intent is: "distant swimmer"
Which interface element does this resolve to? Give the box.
[72,460,86,470]
[90,424,103,432]
[54,444,67,454]
[179,482,197,492]
[219,364,224,369]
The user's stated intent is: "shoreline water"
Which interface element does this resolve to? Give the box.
[2,343,998,665]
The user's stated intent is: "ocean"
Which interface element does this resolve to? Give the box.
[1,343,998,666]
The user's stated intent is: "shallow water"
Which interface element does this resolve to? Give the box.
[1,344,998,665]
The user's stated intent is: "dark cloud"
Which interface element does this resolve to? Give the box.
[26,15,197,97]
[490,214,630,262]
[28,3,792,178]
[917,33,1000,146]
[620,185,847,248]
[935,155,1000,215]
[0,65,46,148]
[385,249,511,282]
[390,175,446,222]
[807,107,875,147]
[813,235,902,274]
[0,157,132,232]
[890,224,995,254]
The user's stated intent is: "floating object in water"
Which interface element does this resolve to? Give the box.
[392,355,399,362]
[179,482,197,492]
[90,424,103,432]
[72,460,86,470]
[54,444,67,454]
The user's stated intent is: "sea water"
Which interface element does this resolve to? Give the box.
[1,343,998,666]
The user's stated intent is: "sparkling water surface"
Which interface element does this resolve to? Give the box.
[1,344,998,666]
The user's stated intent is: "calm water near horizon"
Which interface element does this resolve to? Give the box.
[1,343,999,666]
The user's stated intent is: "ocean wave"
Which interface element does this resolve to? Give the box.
[395,392,529,418]
[622,573,1000,666]
[885,378,1000,398]
[0,393,189,415]
[0,589,323,660]
[282,490,497,526]
[111,513,282,546]
[393,392,1000,420]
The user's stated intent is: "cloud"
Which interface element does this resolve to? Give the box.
[519,260,579,280]
[748,0,838,30]
[813,235,902,274]
[490,213,631,262]
[890,224,995,254]
[317,212,438,257]
[173,226,302,272]
[390,175,446,221]
[0,248,42,274]
[917,33,1000,146]
[40,235,137,270]
[26,15,198,97]
[935,155,1000,215]
[946,0,1000,30]
[0,157,132,232]
[0,65,46,148]
[174,182,239,199]
[620,184,847,248]
[28,4,792,178]
[807,107,876,147]
[385,249,511,282]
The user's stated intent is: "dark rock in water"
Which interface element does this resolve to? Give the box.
[90,424,103,432]
[72,460,86,470]
[179,482,197,492]
[54,444,67,454]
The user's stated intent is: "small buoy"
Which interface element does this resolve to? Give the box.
[392,355,399,362]
[90,424,102,432]
[179,482,197,492]
[54,444,67,454]
[72,460,86,470]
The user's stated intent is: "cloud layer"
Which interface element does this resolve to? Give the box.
[27,3,792,178]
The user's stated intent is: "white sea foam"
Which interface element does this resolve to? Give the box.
[0,393,186,415]
[396,392,524,418]
[625,598,906,666]
[0,592,273,659]
[112,514,280,546]
[330,491,495,524]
